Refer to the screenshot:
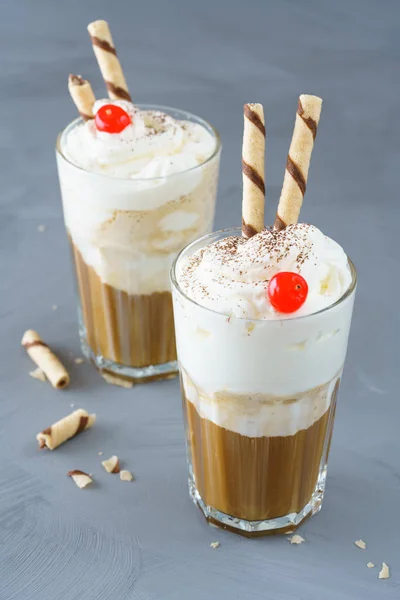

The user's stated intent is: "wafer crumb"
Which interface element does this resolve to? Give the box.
[102,455,120,473]
[68,470,93,489]
[354,539,367,550]
[38,224,46,232]
[101,372,134,388]
[29,367,47,382]
[289,535,305,545]
[367,562,375,568]
[378,563,390,579]
[74,358,84,364]
[120,470,133,482]
[98,451,103,456]
[210,542,220,549]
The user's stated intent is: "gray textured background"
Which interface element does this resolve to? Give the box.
[1,0,399,598]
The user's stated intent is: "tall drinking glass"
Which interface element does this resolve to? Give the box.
[171,228,356,536]
[56,105,221,382]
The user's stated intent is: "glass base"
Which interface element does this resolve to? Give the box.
[188,466,327,537]
[79,329,178,384]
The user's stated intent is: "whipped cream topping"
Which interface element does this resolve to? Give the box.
[178,224,352,319]
[62,100,217,179]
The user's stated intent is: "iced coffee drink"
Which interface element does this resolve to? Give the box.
[56,21,220,382]
[171,98,356,535]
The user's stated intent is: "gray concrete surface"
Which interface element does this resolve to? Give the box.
[1,0,399,598]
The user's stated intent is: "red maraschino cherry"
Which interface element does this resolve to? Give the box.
[95,104,132,133]
[267,272,308,314]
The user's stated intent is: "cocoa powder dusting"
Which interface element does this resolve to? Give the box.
[179,224,316,303]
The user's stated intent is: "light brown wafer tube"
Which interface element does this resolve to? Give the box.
[242,103,266,238]
[21,330,70,389]
[87,20,132,102]
[68,470,93,489]
[36,409,96,450]
[68,74,96,120]
[274,95,322,230]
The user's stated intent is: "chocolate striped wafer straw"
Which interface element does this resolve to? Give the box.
[22,330,70,389]
[37,409,96,450]
[68,74,96,120]
[87,20,132,102]
[242,103,266,238]
[274,95,322,230]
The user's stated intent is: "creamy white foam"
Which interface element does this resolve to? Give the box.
[57,102,220,295]
[182,369,339,437]
[178,224,352,320]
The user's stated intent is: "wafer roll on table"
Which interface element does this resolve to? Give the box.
[37,409,96,450]
[21,329,70,389]
[87,19,132,101]
[68,74,96,120]
[274,94,322,230]
[242,103,266,238]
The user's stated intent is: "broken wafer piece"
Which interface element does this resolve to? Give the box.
[102,455,120,474]
[354,539,367,550]
[289,534,305,544]
[274,95,322,230]
[101,371,133,388]
[29,367,47,382]
[242,103,265,238]
[210,541,220,549]
[378,563,390,579]
[120,470,133,482]
[37,408,96,450]
[22,329,70,389]
[87,20,131,101]
[367,562,375,568]
[68,74,96,120]
[68,470,93,489]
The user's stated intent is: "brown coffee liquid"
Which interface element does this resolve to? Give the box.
[184,381,339,521]
[71,243,177,369]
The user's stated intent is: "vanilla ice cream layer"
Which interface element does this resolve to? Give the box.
[57,103,220,295]
[182,368,340,438]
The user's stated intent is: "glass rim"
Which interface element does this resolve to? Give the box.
[170,226,357,323]
[55,103,221,183]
